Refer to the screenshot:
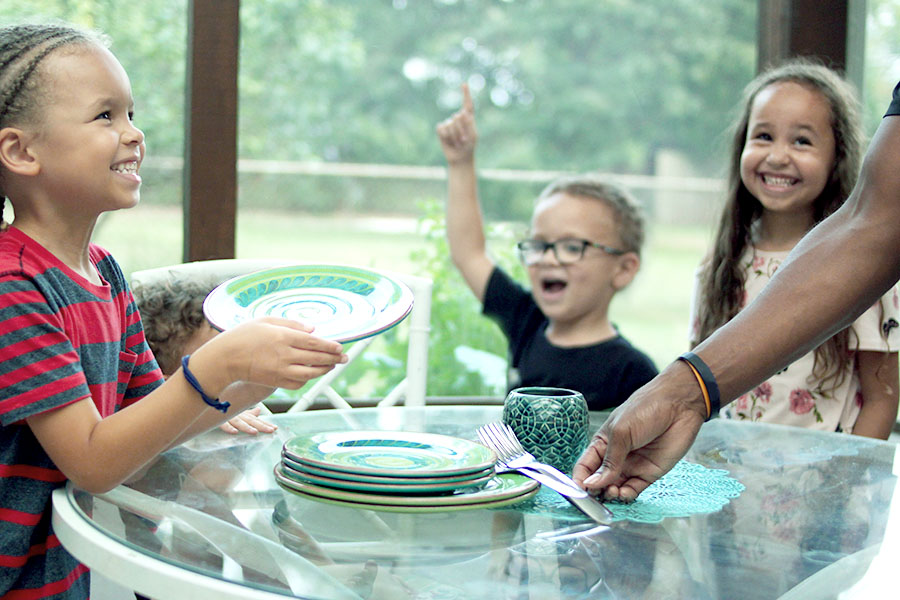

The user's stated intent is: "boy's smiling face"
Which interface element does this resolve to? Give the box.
[28,44,145,218]
[527,192,638,335]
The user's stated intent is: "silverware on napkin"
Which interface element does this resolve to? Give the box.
[476,422,613,524]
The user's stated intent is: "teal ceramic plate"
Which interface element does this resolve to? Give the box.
[203,264,414,343]
[283,431,497,478]
[274,465,538,509]
[279,460,495,494]
[281,454,495,485]
[276,485,539,514]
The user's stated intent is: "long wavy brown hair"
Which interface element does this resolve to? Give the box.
[693,59,866,393]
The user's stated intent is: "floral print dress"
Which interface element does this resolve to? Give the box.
[689,247,900,433]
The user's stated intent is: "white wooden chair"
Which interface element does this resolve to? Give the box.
[130,258,302,294]
[129,259,431,410]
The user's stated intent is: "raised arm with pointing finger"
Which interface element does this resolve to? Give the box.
[574,83,900,501]
[435,83,495,302]
[434,83,658,411]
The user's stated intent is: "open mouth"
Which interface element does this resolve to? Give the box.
[761,173,798,188]
[541,278,567,293]
[111,160,139,175]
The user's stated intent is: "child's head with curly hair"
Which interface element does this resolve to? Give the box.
[132,277,220,377]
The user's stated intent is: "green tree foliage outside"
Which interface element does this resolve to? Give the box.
[236,0,757,220]
[3,1,900,399]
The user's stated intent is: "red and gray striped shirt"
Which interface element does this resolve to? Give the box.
[0,226,163,599]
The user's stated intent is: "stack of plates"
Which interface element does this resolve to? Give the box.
[275,430,539,513]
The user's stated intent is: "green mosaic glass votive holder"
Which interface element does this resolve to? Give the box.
[501,387,590,475]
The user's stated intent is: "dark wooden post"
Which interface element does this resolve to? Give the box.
[183,0,239,261]
[757,0,865,89]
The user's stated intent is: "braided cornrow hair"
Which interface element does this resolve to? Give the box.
[0,22,103,230]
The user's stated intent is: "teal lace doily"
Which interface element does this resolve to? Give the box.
[518,460,745,524]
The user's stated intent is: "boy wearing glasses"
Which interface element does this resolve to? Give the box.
[436,84,657,410]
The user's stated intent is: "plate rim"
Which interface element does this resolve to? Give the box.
[281,454,495,484]
[282,430,497,478]
[275,479,539,513]
[274,465,538,508]
[278,461,495,494]
[202,263,414,343]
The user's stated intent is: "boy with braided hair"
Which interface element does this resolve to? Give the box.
[0,21,345,598]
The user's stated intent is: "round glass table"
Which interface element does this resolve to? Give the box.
[52,406,900,599]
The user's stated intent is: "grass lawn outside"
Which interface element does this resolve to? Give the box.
[95,202,711,386]
[94,204,426,275]
[619,222,712,367]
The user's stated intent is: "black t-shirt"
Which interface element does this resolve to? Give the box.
[885,81,900,116]
[482,267,658,411]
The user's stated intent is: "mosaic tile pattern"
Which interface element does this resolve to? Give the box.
[502,387,589,474]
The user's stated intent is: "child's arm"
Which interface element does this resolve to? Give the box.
[850,350,899,439]
[436,83,495,303]
[154,383,276,449]
[192,385,275,438]
[178,396,274,441]
[26,316,346,493]
[218,406,274,435]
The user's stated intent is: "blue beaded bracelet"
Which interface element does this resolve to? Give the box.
[181,355,231,413]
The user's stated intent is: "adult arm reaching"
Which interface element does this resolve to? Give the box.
[573,101,900,501]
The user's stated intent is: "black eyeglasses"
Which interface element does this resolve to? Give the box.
[515,238,625,266]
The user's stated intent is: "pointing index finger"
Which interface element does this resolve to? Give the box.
[461,82,474,114]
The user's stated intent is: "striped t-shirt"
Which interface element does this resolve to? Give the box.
[0,226,162,599]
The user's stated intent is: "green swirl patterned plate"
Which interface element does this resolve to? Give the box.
[274,465,538,509]
[275,483,538,514]
[279,461,495,494]
[282,430,497,478]
[203,264,414,343]
[281,453,495,485]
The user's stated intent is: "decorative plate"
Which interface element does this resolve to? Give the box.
[274,465,538,508]
[281,454,495,485]
[282,431,497,478]
[275,487,539,514]
[203,264,414,343]
[279,461,495,494]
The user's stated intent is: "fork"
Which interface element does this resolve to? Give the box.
[476,428,587,498]
[477,422,614,524]
[480,422,589,488]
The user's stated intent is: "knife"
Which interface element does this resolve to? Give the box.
[562,492,615,524]
[511,467,614,524]
[515,466,588,498]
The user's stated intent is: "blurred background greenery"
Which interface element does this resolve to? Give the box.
[1,0,898,399]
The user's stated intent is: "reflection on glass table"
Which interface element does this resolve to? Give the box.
[52,406,899,599]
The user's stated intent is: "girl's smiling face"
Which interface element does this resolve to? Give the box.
[527,192,637,330]
[740,81,836,221]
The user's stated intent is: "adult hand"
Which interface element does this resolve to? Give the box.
[572,363,707,501]
[436,82,478,165]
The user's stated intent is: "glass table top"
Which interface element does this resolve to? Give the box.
[61,406,900,599]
